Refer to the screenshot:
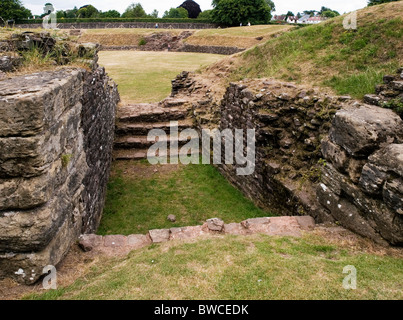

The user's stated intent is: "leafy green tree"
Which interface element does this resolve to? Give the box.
[122,3,148,18]
[303,10,316,17]
[198,9,213,19]
[265,0,275,11]
[285,11,294,18]
[319,6,339,17]
[56,10,65,19]
[100,10,121,18]
[77,5,99,18]
[65,7,78,18]
[162,7,189,18]
[211,0,272,26]
[0,0,32,21]
[149,9,159,18]
[367,0,398,6]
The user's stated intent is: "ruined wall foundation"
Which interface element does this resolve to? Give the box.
[172,68,403,246]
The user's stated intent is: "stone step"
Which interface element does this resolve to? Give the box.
[118,104,189,123]
[159,97,189,108]
[113,148,201,160]
[115,119,194,136]
[114,132,200,149]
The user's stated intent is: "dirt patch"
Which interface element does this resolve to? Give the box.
[0,244,110,300]
[110,160,184,180]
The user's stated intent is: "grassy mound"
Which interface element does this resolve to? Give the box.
[211,1,403,99]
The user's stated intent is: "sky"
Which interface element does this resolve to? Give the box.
[22,0,369,17]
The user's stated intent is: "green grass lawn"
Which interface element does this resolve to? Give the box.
[98,161,270,235]
[98,51,224,103]
[24,233,403,300]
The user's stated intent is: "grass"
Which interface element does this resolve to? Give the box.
[24,233,403,300]
[213,1,403,99]
[184,25,294,48]
[98,51,223,103]
[98,161,270,235]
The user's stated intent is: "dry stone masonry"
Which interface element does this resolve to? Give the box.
[170,68,403,246]
[0,49,119,284]
[79,216,316,256]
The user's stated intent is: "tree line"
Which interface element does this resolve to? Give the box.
[0,0,400,24]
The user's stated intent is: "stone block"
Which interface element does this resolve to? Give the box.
[104,235,127,247]
[0,213,80,285]
[170,226,207,240]
[78,234,103,252]
[316,183,387,245]
[0,69,84,138]
[359,163,388,195]
[224,223,248,235]
[127,234,151,249]
[368,144,403,177]
[266,216,302,237]
[383,179,403,215]
[321,136,349,172]
[241,217,271,234]
[295,216,316,230]
[329,104,403,157]
[148,229,170,243]
[206,218,224,232]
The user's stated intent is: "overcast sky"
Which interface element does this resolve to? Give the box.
[22,0,369,17]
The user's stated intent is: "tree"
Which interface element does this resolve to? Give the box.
[163,7,189,18]
[319,6,340,18]
[367,0,398,6]
[65,7,78,18]
[77,5,99,18]
[303,10,316,17]
[198,10,213,19]
[100,10,121,18]
[211,0,272,26]
[122,3,148,18]
[149,9,159,18]
[285,11,294,18]
[0,0,32,21]
[178,0,202,19]
[265,0,275,11]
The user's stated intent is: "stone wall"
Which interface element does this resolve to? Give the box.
[172,69,403,246]
[0,65,119,283]
[179,44,245,55]
[15,22,217,30]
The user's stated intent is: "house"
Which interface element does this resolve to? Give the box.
[297,14,311,24]
[271,15,287,22]
[286,16,298,24]
[297,14,327,24]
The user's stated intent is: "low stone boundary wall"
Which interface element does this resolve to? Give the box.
[100,44,245,55]
[79,216,315,255]
[15,22,217,30]
[179,44,245,55]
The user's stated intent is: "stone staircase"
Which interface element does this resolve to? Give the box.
[113,98,199,160]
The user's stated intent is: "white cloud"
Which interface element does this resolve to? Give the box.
[21,0,368,17]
